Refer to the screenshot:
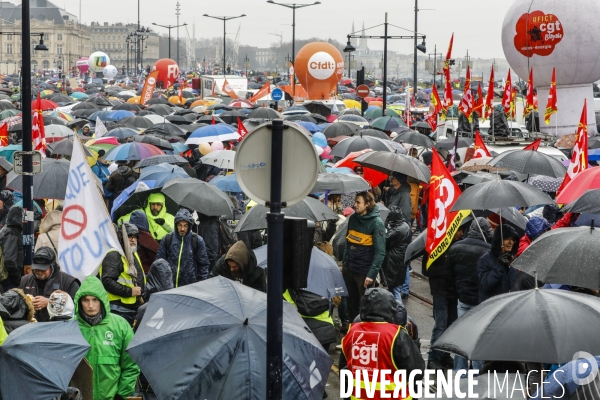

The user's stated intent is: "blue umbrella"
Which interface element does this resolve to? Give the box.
[185,124,239,145]
[139,163,190,186]
[171,142,189,153]
[88,110,112,121]
[295,121,322,133]
[312,132,327,147]
[0,144,21,163]
[110,180,156,218]
[107,110,135,121]
[209,174,243,193]
[253,245,347,298]
[325,167,354,174]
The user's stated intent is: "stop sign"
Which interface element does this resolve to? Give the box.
[356,84,370,98]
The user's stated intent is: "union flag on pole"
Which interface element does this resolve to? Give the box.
[545,67,558,125]
[237,117,248,142]
[524,138,542,151]
[221,79,239,99]
[473,130,491,158]
[473,82,484,118]
[510,85,517,120]
[502,70,512,116]
[426,148,470,268]
[0,123,8,146]
[427,84,442,132]
[441,34,454,121]
[33,93,47,158]
[249,81,271,103]
[458,66,473,122]
[523,67,536,118]
[557,100,588,195]
[483,66,495,122]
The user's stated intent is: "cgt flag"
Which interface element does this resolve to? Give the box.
[58,137,124,282]
[237,117,248,141]
[557,100,588,195]
[483,66,495,122]
[545,67,558,125]
[502,70,512,116]
[0,123,8,146]
[441,34,454,121]
[249,82,271,103]
[33,93,47,158]
[222,79,239,99]
[458,66,473,122]
[524,138,542,151]
[523,67,536,118]
[140,70,159,106]
[426,148,470,268]
[473,130,491,158]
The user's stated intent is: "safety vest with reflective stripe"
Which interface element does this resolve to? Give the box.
[341,321,411,400]
[99,250,145,305]
[282,289,334,326]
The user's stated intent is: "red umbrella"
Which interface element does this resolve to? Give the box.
[326,114,338,123]
[364,97,383,103]
[32,99,59,111]
[72,87,85,93]
[556,167,600,204]
[333,149,388,187]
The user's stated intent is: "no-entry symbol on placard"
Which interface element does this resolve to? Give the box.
[61,205,88,240]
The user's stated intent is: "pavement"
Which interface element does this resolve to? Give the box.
[324,257,435,400]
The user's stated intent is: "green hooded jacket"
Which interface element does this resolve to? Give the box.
[75,276,140,400]
[144,192,175,240]
[0,316,6,345]
[343,205,386,279]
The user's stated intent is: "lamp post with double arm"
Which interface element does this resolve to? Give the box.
[202,14,246,75]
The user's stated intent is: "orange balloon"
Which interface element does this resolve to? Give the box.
[152,58,180,88]
[295,42,344,100]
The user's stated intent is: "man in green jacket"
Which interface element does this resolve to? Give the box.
[74,276,140,400]
[343,191,386,322]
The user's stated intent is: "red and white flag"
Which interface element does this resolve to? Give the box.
[483,66,495,122]
[0,123,8,146]
[458,66,473,122]
[557,100,589,195]
[502,70,512,116]
[237,117,248,142]
[473,130,491,158]
[524,138,542,151]
[33,93,47,157]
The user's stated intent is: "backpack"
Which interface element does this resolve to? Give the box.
[217,217,236,256]
[0,227,9,282]
[165,232,199,256]
[288,289,329,317]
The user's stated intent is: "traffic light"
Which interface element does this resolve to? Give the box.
[356,66,365,86]
[282,217,314,290]
[449,59,456,66]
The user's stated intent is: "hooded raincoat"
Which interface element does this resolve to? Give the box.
[380,208,412,288]
[75,276,140,400]
[144,192,175,241]
[0,206,23,287]
[210,240,266,292]
[0,316,6,345]
[156,209,210,287]
[106,165,136,197]
[34,209,62,258]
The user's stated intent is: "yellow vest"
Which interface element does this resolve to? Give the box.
[283,289,334,326]
[99,250,145,305]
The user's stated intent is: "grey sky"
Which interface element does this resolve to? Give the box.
[56,0,512,59]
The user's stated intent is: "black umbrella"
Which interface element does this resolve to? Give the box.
[86,97,112,107]
[47,94,72,103]
[330,135,394,158]
[488,150,567,178]
[248,107,281,119]
[322,121,361,139]
[460,172,500,186]
[164,115,191,125]
[197,114,224,124]
[432,289,600,364]
[311,172,371,194]
[71,102,100,111]
[127,276,332,399]
[113,186,179,222]
[563,189,600,213]
[404,228,427,263]
[451,180,554,212]
[339,108,361,116]
[71,109,98,119]
[134,154,189,168]
[112,103,142,112]
[354,151,431,183]
[132,135,174,150]
[0,320,90,399]
[146,97,173,106]
[137,110,156,117]
[207,103,232,111]
[356,128,389,139]
[179,123,208,133]
[235,197,338,232]
[310,113,328,124]
[162,178,234,218]
[119,115,154,130]
[512,225,600,290]
[218,110,247,124]
[332,219,349,260]
[106,127,139,140]
[147,104,173,116]
[144,123,185,137]
[394,130,434,148]
[7,158,71,199]
[434,137,473,150]
[66,119,90,130]
[303,102,331,116]
[285,114,317,124]
[47,137,96,157]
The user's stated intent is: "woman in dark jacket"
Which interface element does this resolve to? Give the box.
[381,207,412,305]
[478,224,520,303]
[0,206,23,290]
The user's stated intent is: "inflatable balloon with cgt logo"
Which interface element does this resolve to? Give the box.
[294,42,344,100]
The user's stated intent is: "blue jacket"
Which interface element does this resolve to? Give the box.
[91,162,113,198]
[156,209,210,287]
[478,224,519,303]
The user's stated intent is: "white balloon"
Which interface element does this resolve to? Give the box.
[103,65,117,79]
[88,51,110,73]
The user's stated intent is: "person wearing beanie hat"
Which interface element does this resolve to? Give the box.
[19,246,80,322]
[210,240,266,292]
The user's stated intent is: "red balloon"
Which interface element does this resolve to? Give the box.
[152,59,180,88]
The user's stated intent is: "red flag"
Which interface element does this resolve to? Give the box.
[430,84,442,115]
[473,82,484,118]
[502,70,512,116]
[523,68,536,118]
[473,130,491,158]
[524,138,542,151]
[211,115,216,125]
[458,66,473,122]
[545,67,558,125]
[425,148,470,267]
[441,34,454,121]
[221,79,239,99]
[140,70,159,106]
[237,117,248,142]
[178,80,183,105]
[249,82,271,103]
[33,93,47,157]
[557,100,588,196]
[0,123,8,146]
[483,67,495,122]
[425,113,438,132]
[510,85,517,120]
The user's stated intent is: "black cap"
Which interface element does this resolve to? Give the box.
[31,246,55,270]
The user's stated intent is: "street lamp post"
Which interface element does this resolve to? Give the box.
[267,1,320,99]
[202,14,246,75]
[243,54,250,77]
[428,44,443,88]
[152,22,187,60]
[343,37,355,78]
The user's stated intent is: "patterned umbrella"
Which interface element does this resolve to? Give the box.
[103,142,165,161]
[528,175,564,193]
[134,154,189,169]
[106,110,135,121]
[186,125,238,145]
